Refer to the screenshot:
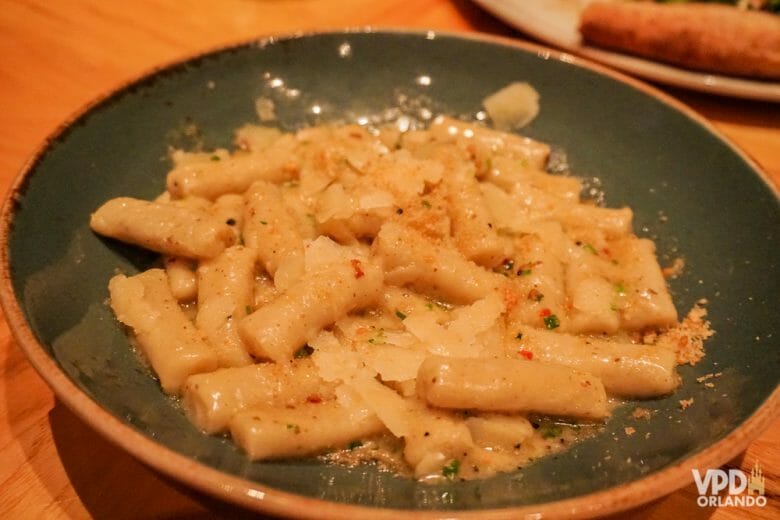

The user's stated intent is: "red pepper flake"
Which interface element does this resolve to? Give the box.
[306,394,322,403]
[350,259,365,278]
[539,308,552,318]
[519,350,533,360]
[602,247,611,256]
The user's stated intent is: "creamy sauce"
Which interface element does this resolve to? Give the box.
[324,418,601,482]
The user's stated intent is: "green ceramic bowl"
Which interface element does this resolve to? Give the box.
[1,30,778,518]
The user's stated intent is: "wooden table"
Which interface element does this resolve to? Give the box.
[0,1,777,518]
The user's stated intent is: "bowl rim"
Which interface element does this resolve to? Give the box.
[1,28,778,519]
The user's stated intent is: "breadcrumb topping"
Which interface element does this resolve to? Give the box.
[631,407,651,420]
[662,257,685,279]
[679,398,694,410]
[646,299,713,365]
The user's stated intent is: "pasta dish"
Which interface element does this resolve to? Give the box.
[89,100,709,482]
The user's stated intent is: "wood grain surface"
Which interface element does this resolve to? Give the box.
[0,1,777,519]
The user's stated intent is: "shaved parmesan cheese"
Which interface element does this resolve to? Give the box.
[310,330,374,382]
[360,344,427,382]
[449,293,505,338]
[358,189,395,210]
[312,350,368,382]
[347,376,416,437]
[307,330,342,352]
[480,183,532,234]
[334,384,374,423]
[303,236,369,274]
[316,183,353,222]
[403,295,504,358]
[299,164,333,197]
[483,82,540,130]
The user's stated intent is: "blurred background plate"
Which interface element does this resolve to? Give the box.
[1,30,778,518]
[473,0,780,102]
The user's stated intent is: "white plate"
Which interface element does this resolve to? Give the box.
[473,0,780,102]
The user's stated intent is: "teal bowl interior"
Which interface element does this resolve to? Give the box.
[4,31,779,511]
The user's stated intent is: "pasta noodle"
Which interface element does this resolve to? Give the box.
[195,245,256,368]
[91,197,235,259]
[90,101,708,482]
[416,355,609,420]
[108,269,218,394]
[182,358,335,433]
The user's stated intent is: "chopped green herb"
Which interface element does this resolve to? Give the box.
[442,459,461,480]
[519,158,529,168]
[286,423,301,434]
[210,155,221,161]
[582,243,597,255]
[421,200,432,209]
[395,309,407,320]
[615,282,626,295]
[260,220,268,225]
[519,268,533,276]
[515,332,523,340]
[347,440,363,450]
[426,303,434,310]
[245,305,252,315]
[367,329,386,345]
[484,157,493,171]
[541,425,563,439]
[543,314,560,330]
[294,345,314,358]
[610,302,618,312]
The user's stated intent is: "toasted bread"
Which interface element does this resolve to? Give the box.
[580,2,780,80]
